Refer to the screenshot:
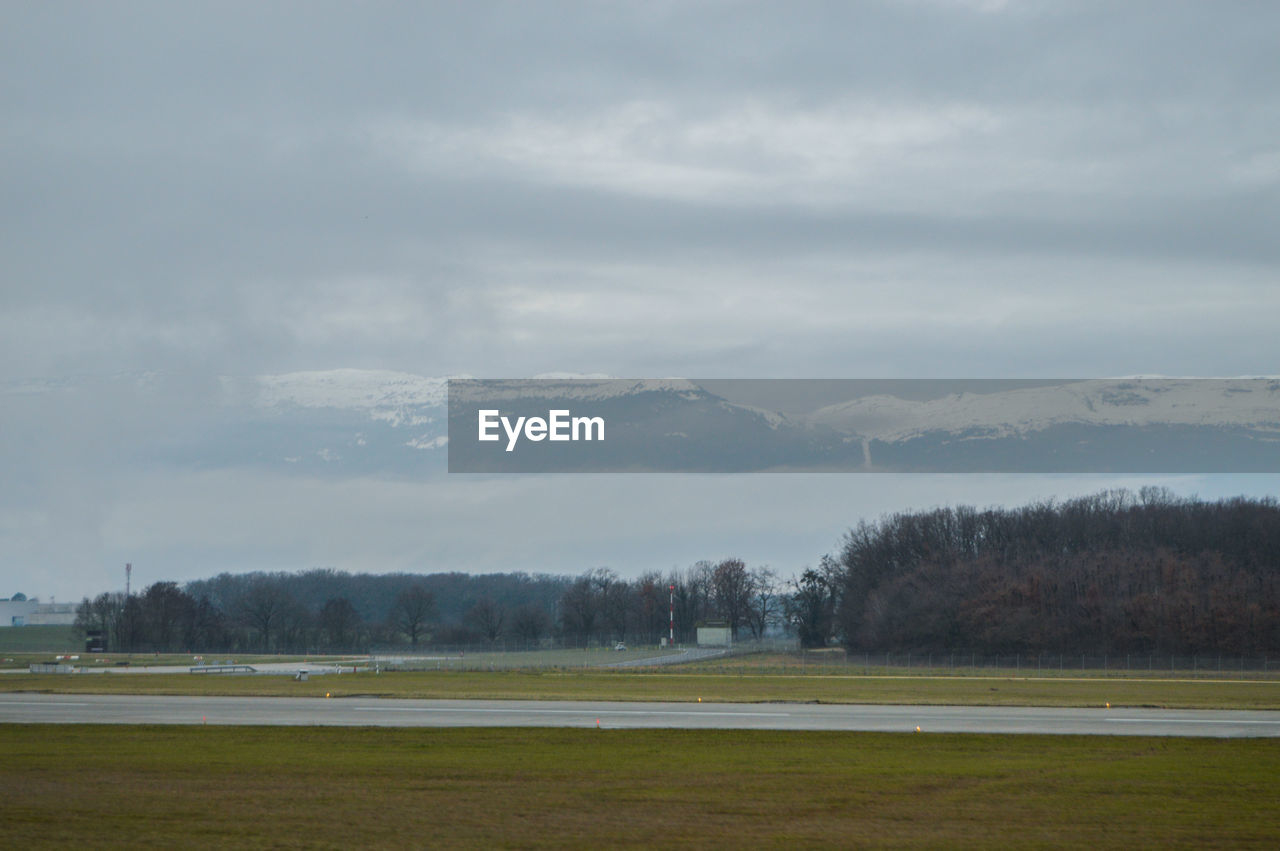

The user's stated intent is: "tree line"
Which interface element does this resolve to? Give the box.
[555,560,794,645]
[75,489,1277,655]
[75,570,570,654]
[73,561,806,653]
[832,488,1280,654]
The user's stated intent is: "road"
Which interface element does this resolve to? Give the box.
[1,661,358,675]
[603,647,729,667]
[2,694,1279,736]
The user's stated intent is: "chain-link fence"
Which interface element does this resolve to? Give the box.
[363,639,1278,677]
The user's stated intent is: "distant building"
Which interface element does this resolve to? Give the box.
[0,599,77,627]
[696,621,732,647]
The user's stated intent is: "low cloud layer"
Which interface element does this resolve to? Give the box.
[3,2,1278,598]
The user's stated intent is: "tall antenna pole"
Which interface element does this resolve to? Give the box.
[125,563,132,598]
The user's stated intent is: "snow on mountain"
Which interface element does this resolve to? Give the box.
[251,369,455,427]
[223,372,1280,473]
[247,372,705,410]
[714,399,791,430]
[447,377,706,403]
[804,379,1280,442]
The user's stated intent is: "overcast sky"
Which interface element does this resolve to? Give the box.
[3,2,1279,601]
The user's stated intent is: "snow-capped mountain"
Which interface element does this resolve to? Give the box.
[800,379,1280,473]
[12,371,1275,474]
[227,373,1280,473]
[448,377,705,403]
[248,369,452,427]
[803,379,1280,442]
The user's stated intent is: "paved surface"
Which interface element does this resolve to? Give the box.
[2,694,1279,736]
[1,661,360,675]
[604,648,729,668]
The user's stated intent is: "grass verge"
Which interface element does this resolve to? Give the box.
[4,668,1280,709]
[685,651,1280,680]
[1,724,1277,848]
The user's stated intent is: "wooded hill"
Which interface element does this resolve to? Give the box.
[835,489,1280,654]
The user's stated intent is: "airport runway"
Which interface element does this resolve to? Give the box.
[2,693,1279,736]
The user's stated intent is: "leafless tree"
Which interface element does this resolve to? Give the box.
[392,584,436,647]
[745,566,780,640]
[466,596,506,644]
[236,577,291,651]
[712,558,751,638]
[510,604,550,645]
[558,574,599,645]
[319,597,362,650]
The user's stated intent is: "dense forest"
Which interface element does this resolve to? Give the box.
[835,488,1280,654]
[73,489,1280,655]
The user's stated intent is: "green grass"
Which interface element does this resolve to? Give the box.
[688,650,1280,680]
[0,724,1276,848]
[5,668,1280,709]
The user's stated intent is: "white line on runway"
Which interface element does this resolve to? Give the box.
[352,707,792,718]
[1106,718,1280,725]
[0,701,92,707]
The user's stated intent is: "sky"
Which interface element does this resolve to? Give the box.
[3,1,1279,601]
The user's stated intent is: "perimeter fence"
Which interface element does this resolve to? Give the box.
[365,640,1279,678]
[366,639,794,672]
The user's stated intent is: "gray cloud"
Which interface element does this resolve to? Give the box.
[3,1,1279,597]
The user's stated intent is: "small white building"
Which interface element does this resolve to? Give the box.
[696,625,732,647]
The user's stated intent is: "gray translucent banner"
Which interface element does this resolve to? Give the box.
[447,378,1280,473]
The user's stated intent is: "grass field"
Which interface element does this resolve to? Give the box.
[1,724,1276,848]
[5,668,1280,709]
[682,651,1280,680]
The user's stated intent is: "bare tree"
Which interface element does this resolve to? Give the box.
[635,571,668,644]
[669,563,714,644]
[466,596,506,645]
[558,575,599,645]
[276,599,312,653]
[187,595,228,650]
[236,577,291,651]
[392,584,435,647]
[601,577,632,643]
[712,558,752,638]
[510,604,550,645]
[745,566,780,640]
[558,568,621,644]
[76,592,125,650]
[319,597,362,650]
